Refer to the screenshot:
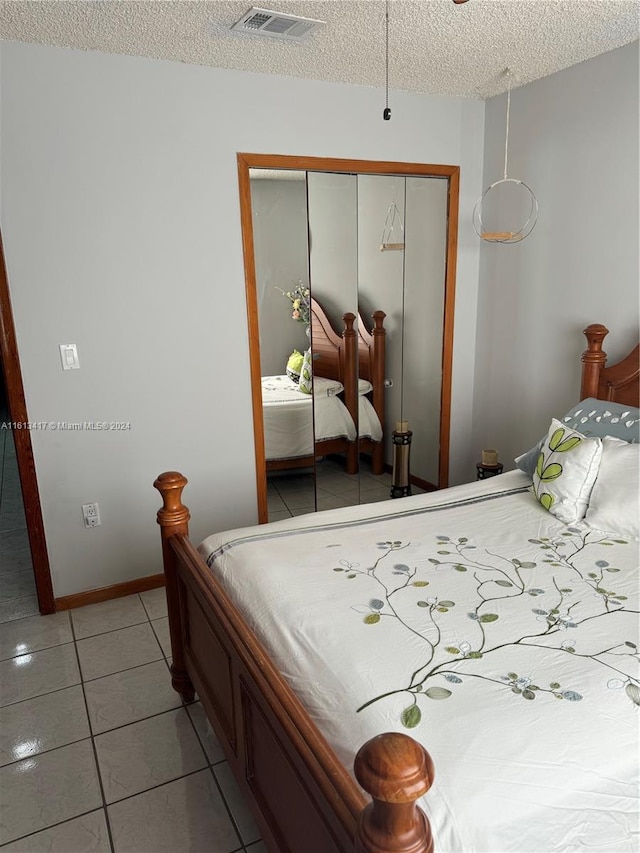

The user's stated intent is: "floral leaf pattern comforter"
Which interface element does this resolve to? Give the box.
[199,471,639,853]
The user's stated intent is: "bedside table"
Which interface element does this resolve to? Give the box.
[476,462,504,480]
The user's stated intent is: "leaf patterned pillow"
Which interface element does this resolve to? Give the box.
[532,418,603,523]
[299,348,313,395]
[285,349,304,384]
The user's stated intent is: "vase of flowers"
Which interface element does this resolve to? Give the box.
[278,282,311,326]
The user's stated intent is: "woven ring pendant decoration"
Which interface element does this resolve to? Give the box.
[473,69,539,244]
[473,178,538,243]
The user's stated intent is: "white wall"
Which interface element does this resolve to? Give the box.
[251,178,309,375]
[307,171,359,331]
[0,41,484,597]
[472,42,639,470]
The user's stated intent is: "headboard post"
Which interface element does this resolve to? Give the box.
[354,732,434,853]
[343,312,359,474]
[581,324,609,400]
[154,471,195,702]
[370,311,387,475]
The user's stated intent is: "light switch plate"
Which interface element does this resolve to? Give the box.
[59,344,80,370]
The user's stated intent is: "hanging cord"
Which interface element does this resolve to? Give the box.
[503,69,511,180]
[383,1,391,120]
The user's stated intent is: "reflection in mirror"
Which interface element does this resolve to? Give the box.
[307,173,361,511]
[402,177,448,488]
[238,154,459,524]
[357,175,448,492]
[249,169,316,520]
[356,175,404,500]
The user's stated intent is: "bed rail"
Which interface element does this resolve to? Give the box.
[155,471,434,853]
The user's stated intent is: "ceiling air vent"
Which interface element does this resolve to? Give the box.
[231,7,326,41]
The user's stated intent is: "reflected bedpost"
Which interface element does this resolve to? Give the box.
[354,732,435,853]
[343,312,359,474]
[370,310,387,475]
[154,471,195,702]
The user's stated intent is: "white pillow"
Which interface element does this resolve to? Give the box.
[584,436,639,539]
[312,376,343,397]
[358,378,373,395]
[532,418,602,524]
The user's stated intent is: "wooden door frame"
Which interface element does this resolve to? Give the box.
[237,153,460,523]
[0,229,55,614]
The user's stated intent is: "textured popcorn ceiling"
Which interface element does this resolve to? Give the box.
[1,1,638,98]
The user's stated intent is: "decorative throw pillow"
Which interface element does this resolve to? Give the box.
[584,436,639,539]
[515,398,640,477]
[531,418,602,523]
[561,398,640,442]
[299,348,313,394]
[515,441,545,478]
[286,350,304,384]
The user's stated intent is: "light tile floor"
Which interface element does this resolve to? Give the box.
[268,456,425,522]
[0,588,266,853]
[0,422,38,624]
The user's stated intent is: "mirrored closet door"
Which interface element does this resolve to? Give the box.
[238,155,459,524]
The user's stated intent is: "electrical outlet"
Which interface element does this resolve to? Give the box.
[82,503,101,528]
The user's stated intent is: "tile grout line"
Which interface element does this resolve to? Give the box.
[0,650,171,708]
[73,614,155,643]
[170,608,248,851]
[1,590,257,850]
[77,594,227,842]
[207,763,248,853]
[0,698,212,769]
[0,733,92,771]
[0,806,112,851]
[156,592,250,852]
[182,702,247,848]
[68,608,118,853]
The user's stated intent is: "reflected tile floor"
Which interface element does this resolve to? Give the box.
[267,456,426,521]
[0,589,263,852]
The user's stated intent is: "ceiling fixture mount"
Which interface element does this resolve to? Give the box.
[382,0,468,121]
[230,7,326,41]
[383,0,391,120]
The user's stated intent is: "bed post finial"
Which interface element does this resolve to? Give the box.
[154,471,195,702]
[354,732,435,853]
[581,324,609,400]
[155,471,190,531]
[371,310,386,334]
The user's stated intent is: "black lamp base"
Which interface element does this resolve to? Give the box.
[391,421,412,499]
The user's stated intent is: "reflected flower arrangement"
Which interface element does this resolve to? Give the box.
[278,282,311,325]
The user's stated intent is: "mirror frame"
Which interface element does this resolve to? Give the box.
[237,153,460,523]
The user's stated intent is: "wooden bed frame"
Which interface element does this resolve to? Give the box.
[265,297,386,476]
[155,323,638,853]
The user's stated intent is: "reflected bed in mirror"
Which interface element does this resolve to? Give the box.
[262,298,388,519]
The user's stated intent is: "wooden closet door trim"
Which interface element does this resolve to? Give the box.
[0,229,55,614]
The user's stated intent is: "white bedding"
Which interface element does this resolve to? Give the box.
[199,471,639,853]
[261,375,382,461]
